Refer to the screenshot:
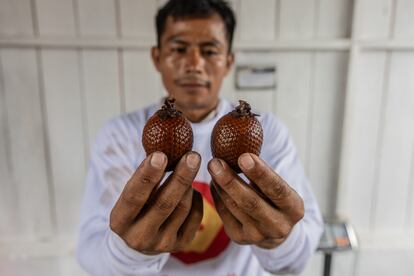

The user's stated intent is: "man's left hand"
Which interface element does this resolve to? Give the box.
[208,153,304,249]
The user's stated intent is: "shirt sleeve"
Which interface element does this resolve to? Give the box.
[250,115,324,274]
[76,117,170,275]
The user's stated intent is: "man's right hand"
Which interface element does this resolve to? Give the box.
[109,151,203,255]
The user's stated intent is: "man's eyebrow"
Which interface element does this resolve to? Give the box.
[165,36,223,47]
[200,40,222,47]
[166,35,188,45]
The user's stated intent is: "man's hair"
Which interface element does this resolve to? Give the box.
[156,0,236,51]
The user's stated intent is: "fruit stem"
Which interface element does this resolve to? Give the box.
[163,97,175,110]
[231,100,258,117]
[158,97,181,119]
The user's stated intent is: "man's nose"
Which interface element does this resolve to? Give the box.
[185,48,204,73]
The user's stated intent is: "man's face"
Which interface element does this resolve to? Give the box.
[152,13,234,122]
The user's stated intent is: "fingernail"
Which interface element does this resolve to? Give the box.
[209,159,223,175]
[150,152,165,168]
[239,153,255,170]
[186,152,200,169]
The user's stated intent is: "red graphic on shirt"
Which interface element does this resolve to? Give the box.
[171,181,230,264]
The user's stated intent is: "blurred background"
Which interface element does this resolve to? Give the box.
[1,0,414,275]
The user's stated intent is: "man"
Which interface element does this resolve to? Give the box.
[76,0,323,275]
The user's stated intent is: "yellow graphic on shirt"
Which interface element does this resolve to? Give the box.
[181,197,222,253]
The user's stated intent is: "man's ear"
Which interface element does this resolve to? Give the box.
[151,46,161,72]
[224,52,235,75]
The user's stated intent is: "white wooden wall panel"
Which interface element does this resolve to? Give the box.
[273,52,312,165]
[120,0,158,38]
[0,0,37,240]
[225,0,240,41]
[0,0,33,36]
[357,248,414,276]
[123,51,162,112]
[0,53,18,239]
[1,255,87,276]
[374,52,414,232]
[308,52,347,215]
[356,0,393,39]
[77,0,117,37]
[339,52,387,231]
[331,251,356,276]
[394,0,414,39]
[1,0,414,275]
[157,0,168,7]
[300,253,323,276]
[317,0,351,38]
[82,50,121,149]
[220,65,236,103]
[279,0,316,39]
[411,148,414,230]
[36,0,77,36]
[239,0,276,40]
[41,50,86,237]
[1,49,53,239]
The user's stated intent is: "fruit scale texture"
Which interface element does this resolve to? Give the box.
[211,100,263,173]
[142,98,193,171]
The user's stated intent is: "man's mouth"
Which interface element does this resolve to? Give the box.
[175,78,210,89]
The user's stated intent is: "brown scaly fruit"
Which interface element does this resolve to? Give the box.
[211,100,263,173]
[142,98,193,171]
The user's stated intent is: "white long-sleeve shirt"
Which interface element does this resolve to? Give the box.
[76,98,323,275]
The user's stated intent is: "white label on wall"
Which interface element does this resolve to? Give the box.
[236,65,276,90]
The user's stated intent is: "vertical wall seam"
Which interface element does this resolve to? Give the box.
[369,0,398,233]
[306,53,316,196]
[115,0,126,113]
[305,56,316,173]
[0,49,19,234]
[275,0,281,39]
[305,0,320,175]
[389,0,411,232]
[118,50,126,114]
[78,50,90,163]
[0,54,9,171]
[406,144,414,229]
[369,52,391,232]
[72,0,81,37]
[304,0,318,211]
[314,0,321,37]
[306,0,319,215]
[272,0,277,40]
[389,0,413,231]
[235,0,241,42]
[29,0,39,36]
[36,48,58,237]
[389,0,398,39]
[73,0,90,167]
[31,0,58,236]
[237,0,243,41]
[115,0,123,38]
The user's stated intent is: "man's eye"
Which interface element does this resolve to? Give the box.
[203,50,218,56]
[172,47,186,54]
